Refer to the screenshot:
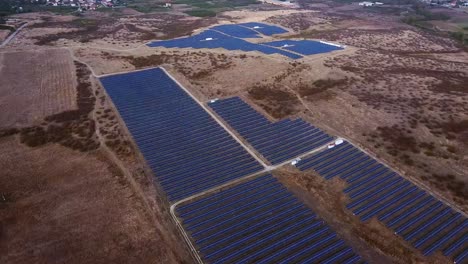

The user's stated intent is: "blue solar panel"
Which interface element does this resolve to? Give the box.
[211,24,262,38]
[263,40,344,55]
[443,232,467,257]
[295,140,468,261]
[147,29,303,59]
[209,97,334,165]
[147,24,343,59]
[238,22,289,36]
[176,175,364,263]
[454,249,467,264]
[99,68,263,201]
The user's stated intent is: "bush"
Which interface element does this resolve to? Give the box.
[450,31,468,45]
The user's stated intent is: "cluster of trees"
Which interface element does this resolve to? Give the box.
[0,0,49,16]
[0,1,13,15]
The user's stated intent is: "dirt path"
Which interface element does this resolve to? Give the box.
[0,22,28,48]
[83,58,190,262]
[67,47,98,77]
[93,108,157,225]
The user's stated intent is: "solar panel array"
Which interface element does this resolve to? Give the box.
[209,97,334,165]
[147,30,303,59]
[99,68,263,202]
[296,141,468,262]
[238,22,289,36]
[176,174,365,264]
[147,23,344,59]
[263,40,343,55]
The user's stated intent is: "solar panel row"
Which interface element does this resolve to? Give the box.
[147,30,303,59]
[99,68,263,202]
[296,141,468,262]
[176,174,365,264]
[209,97,334,165]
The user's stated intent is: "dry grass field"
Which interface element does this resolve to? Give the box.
[6,12,216,50]
[0,47,191,263]
[0,49,77,128]
[0,137,188,264]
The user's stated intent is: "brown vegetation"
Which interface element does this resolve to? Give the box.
[30,14,216,46]
[296,78,349,99]
[18,61,100,152]
[266,11,332,32]
[0,136,189,264]
[121,51,233,80]
[248,84,300,119]
[324,45,468,209]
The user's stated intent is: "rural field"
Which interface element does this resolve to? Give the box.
[0,49,76,128]
[0,47,191,263]
[0,137,189,263]
[0,0,467,263]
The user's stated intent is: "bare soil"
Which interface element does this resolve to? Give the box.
[0,30,10,42]
[0,137,187,264]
